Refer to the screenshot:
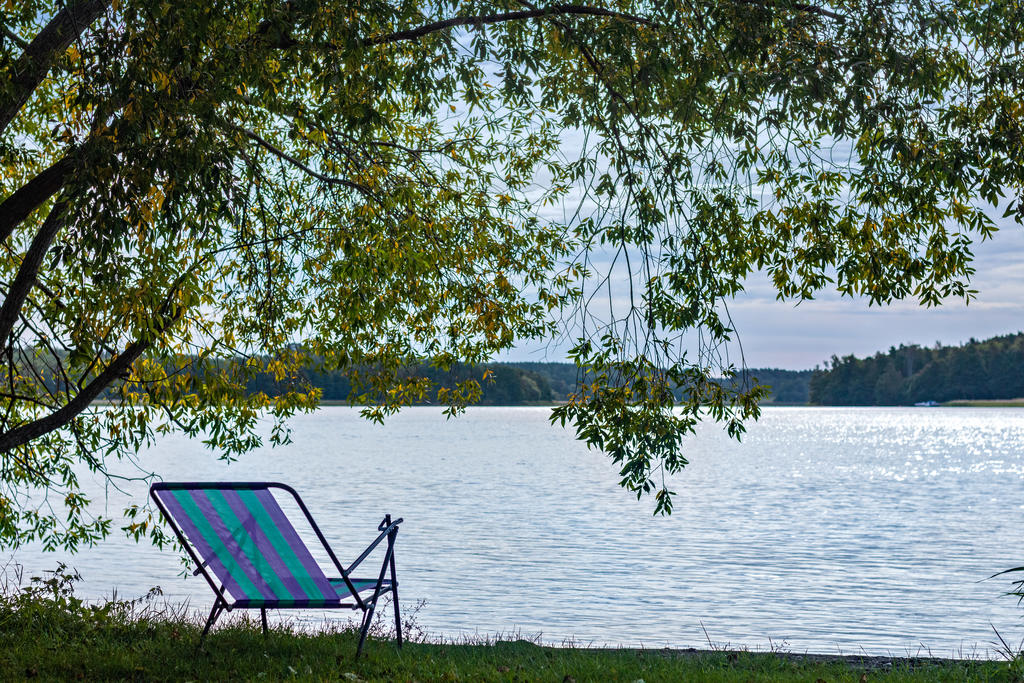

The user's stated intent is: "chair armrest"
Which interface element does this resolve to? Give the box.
[346,516,403,575]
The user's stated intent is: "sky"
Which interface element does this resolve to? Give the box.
[486,107,1024,371]
[455,75,1024,373]
[724,226,1024,369]
[503,218,1024,371]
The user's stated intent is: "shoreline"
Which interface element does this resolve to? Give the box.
[601,646,1006,671]
[89,398,1024,408]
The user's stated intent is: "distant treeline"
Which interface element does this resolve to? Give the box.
[247,361,812,405]
[249,362,558,405]
[732,368,812,404]
[101,331,1024,407]
[809,332,1024,405]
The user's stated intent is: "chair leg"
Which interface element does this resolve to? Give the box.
[357,541,394,658]
[261,608,268,637]
[389,551,402,647]
[356,599,378,658]
[199,599,224,647]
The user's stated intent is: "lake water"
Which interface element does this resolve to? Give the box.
[6,406,1024,657]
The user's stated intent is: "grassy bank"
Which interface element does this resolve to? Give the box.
[2,615,1018,682]
[1,571,1020,682]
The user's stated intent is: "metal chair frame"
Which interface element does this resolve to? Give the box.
[150,481,402,656]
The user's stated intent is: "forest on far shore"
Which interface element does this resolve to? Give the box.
[809,332,1024,405]
[240,332,1024,407]
[245,361,813,406]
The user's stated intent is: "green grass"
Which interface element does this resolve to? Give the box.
[1,619,1017,683]
[0,568,1020,682]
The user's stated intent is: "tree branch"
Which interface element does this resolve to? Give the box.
[0,152,78,243]
[2,25,30,51]
[231,124,376,197]
[0,338,150,452]
[0,0,109,136]
[0,274,189,453]
[0,199,68,345]
[733,0,844,22]
[365,4,658,46]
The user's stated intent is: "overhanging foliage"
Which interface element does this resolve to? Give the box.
[1,0,1022,548]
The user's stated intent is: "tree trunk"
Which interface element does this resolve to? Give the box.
[0,0,109,136]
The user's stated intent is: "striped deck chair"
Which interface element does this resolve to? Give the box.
[150,482,402,655]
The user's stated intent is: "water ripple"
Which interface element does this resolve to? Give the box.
[6,406,1024,657]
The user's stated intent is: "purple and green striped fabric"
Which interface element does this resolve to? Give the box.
[155,486,370,608]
